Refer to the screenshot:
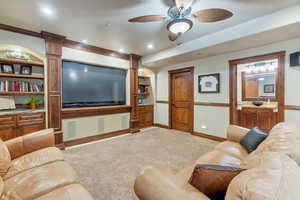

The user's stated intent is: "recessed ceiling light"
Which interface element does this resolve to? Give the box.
[42,7,53,16]
[81,40,88,44]
[147,44,154,49]
[119,48,125,53]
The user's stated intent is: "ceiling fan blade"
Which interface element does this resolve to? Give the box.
[168,32,179,41]
[128,15,166,23]
[193,9,233,23]
[175,0,194,9]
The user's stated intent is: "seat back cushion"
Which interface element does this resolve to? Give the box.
[242,122,300,169]
[226,152,300,200]
[0,140,11,177]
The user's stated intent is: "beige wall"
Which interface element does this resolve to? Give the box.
[61,47,131,141]
[155,37,300,138]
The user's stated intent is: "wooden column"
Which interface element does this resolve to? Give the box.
[42,31,66,149]
[129,54,141,133]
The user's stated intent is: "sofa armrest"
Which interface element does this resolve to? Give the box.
[227,125,249,143]
[134,166,211,200]
[5,129,55,159]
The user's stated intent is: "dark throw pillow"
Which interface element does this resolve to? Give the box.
[189,164,244,200]
[240,127,268,153]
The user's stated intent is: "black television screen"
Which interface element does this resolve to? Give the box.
[62,60,127,108]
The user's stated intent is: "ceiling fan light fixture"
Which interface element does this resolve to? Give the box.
[167,18,193,34]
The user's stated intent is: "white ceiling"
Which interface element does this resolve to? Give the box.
[144,22,300,67]
[1,0,300,56]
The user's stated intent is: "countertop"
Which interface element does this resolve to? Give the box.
[238,103,278,112]
[0,108,45,116]
[138,104,154,106]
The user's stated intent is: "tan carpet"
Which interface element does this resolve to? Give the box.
[64,127,219,200]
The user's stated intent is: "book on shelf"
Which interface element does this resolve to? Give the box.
[138,85,149,94]
[0,80,44,93]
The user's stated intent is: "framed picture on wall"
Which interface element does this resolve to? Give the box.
[20,65,32,75]
[264,84,275,93]
[198,73,220,93]
[1,64,14,74]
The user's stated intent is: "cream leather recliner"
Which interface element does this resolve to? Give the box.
[134,123,300,200]
[0,129,94,200]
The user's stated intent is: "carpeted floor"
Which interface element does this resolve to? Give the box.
[64,127,218,200]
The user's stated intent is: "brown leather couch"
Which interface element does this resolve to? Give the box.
[0,129,94,200]
[134,125,250,200]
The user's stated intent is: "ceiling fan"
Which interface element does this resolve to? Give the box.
[128,0,233,41]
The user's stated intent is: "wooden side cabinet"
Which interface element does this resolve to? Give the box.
[137,105,154,129]
[240,107,277,132]
[0,112,45,141]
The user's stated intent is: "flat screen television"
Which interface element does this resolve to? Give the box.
[62,60,127,108]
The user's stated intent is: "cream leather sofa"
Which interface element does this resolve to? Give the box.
[134,123,300,200]
[0,129,94,200]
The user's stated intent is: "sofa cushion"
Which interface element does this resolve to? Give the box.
[3,161,77,200]
[4,147,64,180]
[242,122,300,168]
[196,150,243,168]
[0,140,11,177]
[189,164,243,200]
[225,152,300,200]
[240,127,268,153]
[215,141,248,160]
[34,184,94,200]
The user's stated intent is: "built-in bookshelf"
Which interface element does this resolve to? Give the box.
[0,59,45,109]
[138,76,153,105]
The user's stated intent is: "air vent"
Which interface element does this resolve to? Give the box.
[97,118,104,132]
[67,121,76,139]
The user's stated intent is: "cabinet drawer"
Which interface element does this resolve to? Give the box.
[137,105,154,112]
[17,122,45,136]
[17,113,45,123]
[0,115,16,125]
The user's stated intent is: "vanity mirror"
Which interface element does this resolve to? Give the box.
[238,60,278,102]
[242,62,277,101]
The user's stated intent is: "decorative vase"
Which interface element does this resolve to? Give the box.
[30,104,37,110]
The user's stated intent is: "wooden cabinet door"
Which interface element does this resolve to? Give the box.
[137,105,154,129]
[0,125,17,141]
[17,113,45,136]
[17,122,45,136]
[0,115,17,141]
[240,108,276,132]
[256,109,275,132]
[240,108,257,129]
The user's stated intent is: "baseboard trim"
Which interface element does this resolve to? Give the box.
[64,129,130,147]
[153,123,170,129]
[192,131,226,142]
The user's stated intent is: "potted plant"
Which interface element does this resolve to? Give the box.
[25,97,42,110]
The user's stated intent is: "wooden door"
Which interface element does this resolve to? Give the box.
[169,68,194,132]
